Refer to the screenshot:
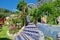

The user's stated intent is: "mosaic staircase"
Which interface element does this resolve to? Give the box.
[14,23,45,40]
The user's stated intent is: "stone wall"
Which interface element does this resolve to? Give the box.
[37,23,60,40]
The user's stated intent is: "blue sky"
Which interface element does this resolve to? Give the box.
[0,0,37,12]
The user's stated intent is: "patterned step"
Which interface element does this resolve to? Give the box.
[25,27,37,28]
[26,23,36,27]
[13,23,45,40]
[23,30,39,35]
[24,30,39,34]
[17,35,22,40]
[21,32,29,40]
[23,32,39,40]
[23,31,39,36]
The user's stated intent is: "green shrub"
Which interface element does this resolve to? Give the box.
[45,36,53,40]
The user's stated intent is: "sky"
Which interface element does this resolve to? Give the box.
[0,0,37,12]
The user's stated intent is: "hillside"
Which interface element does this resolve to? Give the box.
[0,8,13,18]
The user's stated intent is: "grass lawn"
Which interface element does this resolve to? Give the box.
[0,26,12,40]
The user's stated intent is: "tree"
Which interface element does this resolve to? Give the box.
[0,8,12,18]
[38,0,60,25]
[17,0,28,26]
[28,6,38,25]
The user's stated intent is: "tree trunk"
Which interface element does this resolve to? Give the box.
[23,6,27,26]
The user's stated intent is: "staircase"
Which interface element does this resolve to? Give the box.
[13,23,45,40]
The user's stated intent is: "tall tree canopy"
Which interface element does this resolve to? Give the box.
[0,8,12,18]
[17,0,27,11]
[17,0,28,26]
[38,0,60,25]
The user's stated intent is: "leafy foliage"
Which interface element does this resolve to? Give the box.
[38,0,60,25]
[28,7,37,24]
[0,8,12,18]
[17,0,27,11]
[17,0,28,26]
[45,36,53,40]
